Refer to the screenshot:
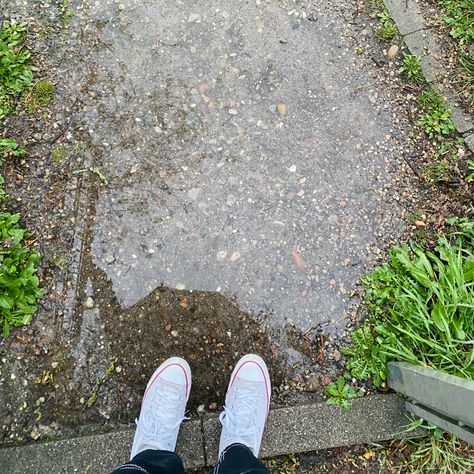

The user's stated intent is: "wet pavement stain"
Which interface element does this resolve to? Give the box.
[80,0,406,332]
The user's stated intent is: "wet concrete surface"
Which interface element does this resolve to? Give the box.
[1,0,422,442]
[82,0,405,332]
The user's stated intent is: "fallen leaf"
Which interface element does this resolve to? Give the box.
[165,323,172,332]
[179,297,189,308]
[363,451,375,460]
[15,335,30,344]
[277,103,287,117]
[292,250,305,268]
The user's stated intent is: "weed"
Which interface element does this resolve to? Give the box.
[86,358,117,408]
[51,146,67,164]
[439,0,474,104]
[417,88,445,109]
[324,376,364,410]
[441,0,474,46]
[0,138,27,161]
[0,20,36,118]
[399,53,424,83]
[343,218,474,386]
[60,0,74,25]
[395,419,474,473]
[0,212,43,337]
[417,107,456,138]
[341,325,388,386]
[376,9,398,41]
[0,140,40,338]
[423,159,452,183]
[466,160,474,182]
[22,80,55,112]
[266,454,300,474]
[49,254,68,269]
[73,166,108,185]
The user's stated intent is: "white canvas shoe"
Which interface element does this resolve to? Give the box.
[218,354,271,457]
[130,357,191,458]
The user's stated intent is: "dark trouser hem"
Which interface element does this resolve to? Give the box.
[212,443,270,474]
[110,449,184,474]
[111,443,270,474]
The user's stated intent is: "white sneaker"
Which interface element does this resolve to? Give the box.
[218,354,271,457]
[130,357,191,458]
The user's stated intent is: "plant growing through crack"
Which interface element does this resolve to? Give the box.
[376,9,398,41]
[399,53,424,83]
[324,376,364,411]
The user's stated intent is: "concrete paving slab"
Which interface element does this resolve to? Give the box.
[383,0,426,36]
[0,419,204,474]
[432,82,474,135]
[403,30,443,84]
[203,393,418,465]
[464,133,474,154]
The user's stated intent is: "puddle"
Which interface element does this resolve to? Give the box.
[78,0,406,333]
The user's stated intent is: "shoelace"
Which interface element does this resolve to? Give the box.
[219,387,259,439]
[135,387,189,449]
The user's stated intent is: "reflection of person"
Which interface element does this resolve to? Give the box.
[111,354,271,474]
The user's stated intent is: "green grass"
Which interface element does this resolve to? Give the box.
[439,0,474,104]
[396,419,474,473]
[399,53,425,83]
[376,9,398,41]
[0,20,36,119]
[342,217,474,386]
[324,376,364,411]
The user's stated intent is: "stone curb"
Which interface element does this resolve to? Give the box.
[383,0,474,150]
[0,394,423,473]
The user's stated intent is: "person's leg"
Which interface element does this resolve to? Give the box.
[211,444,269,474]
[110,357,191,474]
[213,354,271,474]
[111,449,184,474]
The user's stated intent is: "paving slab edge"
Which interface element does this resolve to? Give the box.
[0,394,424,473]
[383,0,474,151]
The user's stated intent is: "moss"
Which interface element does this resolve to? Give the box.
[23,81,55,112]
[51,146,67,164]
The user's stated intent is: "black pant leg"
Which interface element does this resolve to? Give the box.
[111,449,185,474]
[212,444,270,474]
